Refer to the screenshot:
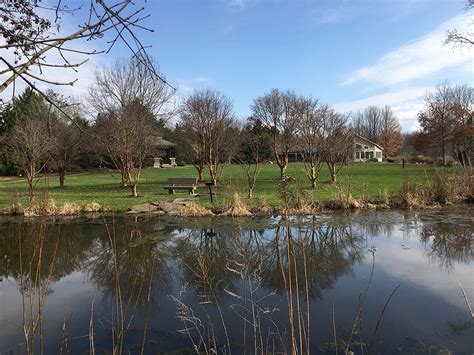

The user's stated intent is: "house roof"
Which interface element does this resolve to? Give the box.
[354,134,384,151]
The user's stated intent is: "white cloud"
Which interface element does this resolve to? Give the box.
[313,2,360,25]
[175,76,211,95]
[229,0,247,9]
[372,236,473,311]
[342,13,474,86]
[334,86,431,132]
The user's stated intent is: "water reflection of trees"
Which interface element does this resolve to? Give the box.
[260,222,365,299]
[176,228,240,299]
[0,218,100,354]
[0,219,97,282]
[84,219,175,354]
[420,221,473,270]
[176,221,365,300]
[173,220,366,353]
[85,220,173,309]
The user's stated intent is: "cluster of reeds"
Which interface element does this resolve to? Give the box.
[172,229,287,353]
[430,168,473,204]
[277,177,314,215]
[328,181,362,210]
[9,192,107,216]
[88,218,159,354]
[397,178,432,208]
[180,202,215,217]
[221,193,253,217]
[170,220,401,354]
[398,168,473,208]
[17,219,60,355]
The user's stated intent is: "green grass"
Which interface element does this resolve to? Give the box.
[0,162,438,212]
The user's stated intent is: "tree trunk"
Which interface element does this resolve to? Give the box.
[310,166,317,188]
[442,144,446,166]
[328,163,337,183]
[27,162,35,198]
[209,164,217,186]
[27,177,34,198]
[121,173,128,187]
[59,170,65,188]
[247,189,253,199]
[194,162,205,182]
[279,154,288,180]
[131,183,138,197]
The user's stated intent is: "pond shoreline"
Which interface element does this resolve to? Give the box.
[0,195,472,218]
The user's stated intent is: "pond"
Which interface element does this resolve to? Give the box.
[0,207,472,354]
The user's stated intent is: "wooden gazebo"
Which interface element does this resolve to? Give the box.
[153,137,177,168]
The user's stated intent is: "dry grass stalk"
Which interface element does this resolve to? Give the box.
[330,187,362,210]
[459,283,474,319]
[18,219,60,355]
[221,193,252,217]
[180,202,214,217]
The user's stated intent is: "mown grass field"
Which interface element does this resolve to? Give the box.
[0,162,438,212]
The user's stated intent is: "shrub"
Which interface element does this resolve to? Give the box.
[431,168,474,203]
[277,176,311,212]
[221,193,252,217]
[176,160,187,167]
[368,158,379,162]
[330,185,362,209]
[385,157,395,163]
[180,202,214,217]
[83,202,105,213]
[411,154,430,164]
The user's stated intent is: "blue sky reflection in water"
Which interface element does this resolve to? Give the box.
[0,208,472,354]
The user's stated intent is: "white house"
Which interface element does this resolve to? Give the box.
[353,135,384,162]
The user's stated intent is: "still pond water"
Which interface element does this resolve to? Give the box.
[0,208,473,354]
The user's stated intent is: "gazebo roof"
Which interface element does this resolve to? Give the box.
[156,137,177,148]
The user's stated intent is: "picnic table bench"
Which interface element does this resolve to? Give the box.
[164,177,198,195]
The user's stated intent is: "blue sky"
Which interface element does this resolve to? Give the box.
[140,0,473,131]
[1,0,472,131]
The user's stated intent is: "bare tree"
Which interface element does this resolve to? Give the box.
[235,122,264,199]
[445,0,474,47]
[353,106,382,143]
[251,89,301,179]
[299,98,325,188]
[89,59,174,196]
[1,0,167,99]
[418,82,473,166]
[450,85,473,167]
[180,89,236,186]
[353,105,403,157]
[94,101,160,196]
[48,106,85,188]
[4,103,52,196]
[378,106,404,157]
[321,109,353,183]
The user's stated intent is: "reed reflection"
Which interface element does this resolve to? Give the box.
[172,219,366,353]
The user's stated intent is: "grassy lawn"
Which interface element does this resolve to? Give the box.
[0,162,438,212]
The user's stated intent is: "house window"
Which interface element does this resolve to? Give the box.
[356,152,360,159]
[376,152,382,158]
[356,144,362,149]
[364,145,369,149]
